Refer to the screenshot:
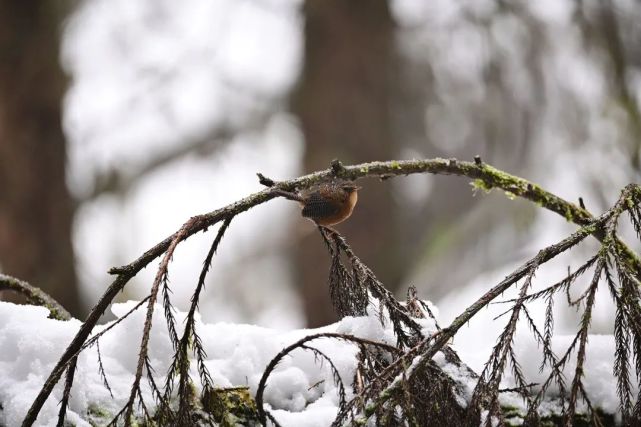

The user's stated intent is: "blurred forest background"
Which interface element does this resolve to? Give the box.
[1,0,641,360]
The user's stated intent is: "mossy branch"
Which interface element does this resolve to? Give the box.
[22,157,640,426]
[354,184,641,424]
[0,273,71,321]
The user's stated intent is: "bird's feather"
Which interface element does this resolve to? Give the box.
[301,191,341,219]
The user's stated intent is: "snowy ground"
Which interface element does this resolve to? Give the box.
[0,300,620,426]
[0,300,409,426]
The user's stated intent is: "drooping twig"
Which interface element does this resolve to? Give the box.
[55,357,77,427]
[565,255,605,425]
[352,184,641,424]
[161,218,232,423]
[352,206,615,423]
[468,266,538,425]
[119,221,193,426]
[95,340,114,399]
[319,226,422,347]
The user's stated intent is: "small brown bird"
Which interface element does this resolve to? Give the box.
[274,182,360,226]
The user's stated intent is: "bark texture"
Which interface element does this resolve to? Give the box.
[0,1,81,316]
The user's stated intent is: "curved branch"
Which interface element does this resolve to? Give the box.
[255,332,400,425]
[0,273,71,321]
[22,158,640,426]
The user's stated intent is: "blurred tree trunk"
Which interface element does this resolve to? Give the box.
[0,2,82,316]
[292,0,403,327]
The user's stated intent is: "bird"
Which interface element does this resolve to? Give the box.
[273,182,360,226]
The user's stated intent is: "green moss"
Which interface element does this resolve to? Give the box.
[470,179,493,194]
[626,197,635,210]
[468,164,534,199]
[502,405,524,426]
[202,387,259,426]
[484,165,522,186]
[87,404,112,427]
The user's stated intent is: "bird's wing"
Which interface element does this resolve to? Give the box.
[301,191,341,220]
